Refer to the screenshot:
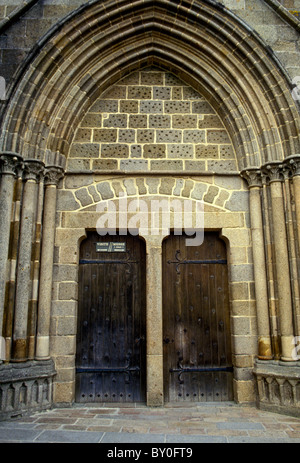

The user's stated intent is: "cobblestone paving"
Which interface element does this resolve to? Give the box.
[1,402,300,443]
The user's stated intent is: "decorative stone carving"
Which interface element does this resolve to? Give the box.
[286,155,300,177]
[254,360,300,417]
[240,168,262,188]
[23,159,45,182]
[44,165,64,186]
[261,161,284,183]
[0,359,56,420]
[0,152,23,176]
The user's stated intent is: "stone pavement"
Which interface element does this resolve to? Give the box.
[1,402,300,443]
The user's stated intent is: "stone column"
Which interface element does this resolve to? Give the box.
[287,155,300,250]
[36,166,64,360]
[144,234,165,406]
[12,159,44,362]
[262,162,295,362]
[0,153,23,362]
[241,168,272,360]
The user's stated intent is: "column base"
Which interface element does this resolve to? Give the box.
[254,359,300,417]
[0,359,56,421]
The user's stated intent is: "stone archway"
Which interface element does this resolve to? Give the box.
[0,0,300,417]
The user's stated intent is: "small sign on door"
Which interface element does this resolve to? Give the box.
[96,242,126,253]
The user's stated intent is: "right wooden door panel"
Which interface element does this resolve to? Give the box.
[163,232,233,402]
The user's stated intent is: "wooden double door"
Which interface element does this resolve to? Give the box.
[76,231,232,404]
[163,232,233,402]
[76,233,146,403]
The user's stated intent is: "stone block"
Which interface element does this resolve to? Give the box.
[137,129,154,143]
[101,143,129,158]
[69,143,99,158]
[198,114,224,128]
[159,178,176,195]
[143,144,166,158]
[164,73,184,86]
[207,160,237,172]
[92,159,118,170]
[172,115,198,128]
[164,101,190,113]
[90,99,118,112]
[225,191,249,211]
[140,100,163,113]
[129,115,147,128]
[120,72,140,85]
[141,72,163,85]
[184,160,206,171]
[120,160,149,171]
[103,114,127,128]
[136,178,147,195]
[118,129,135,143]
[195,145,219,158]
[153,86,171,100]
[123,178,137,196]
[171,87,182,100]
[58,282,78,301]
[64,175,93,189]
[56,190,80,211]
[230,264,254,283]
[220,145,236,159]
[130,145,142,158]
[167,144,194,158]
[80,113,102,127]
[182,86,203,99]
[149,115,171,128]
[75,188,93,207]
[150,160,183,171]
[119,100,139,113]
[191,183,208,200]
[183,130,206,143]
[156,130,182,143]
[192,101,216,114]
[102,86,126,99]
[146,178,160,194]
[93,129,117,142]
[96,182,114,199]
[128,86,152,99]
[203,186,219,203]
[74,128,92,142]
[207,130,231,144]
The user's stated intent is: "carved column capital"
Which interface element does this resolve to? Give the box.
[285,155,300,177]
[240,168,262,188]
[0,152,23,176]
[23,159,45,182]
[44,165,64,186]
[261,161,284,183]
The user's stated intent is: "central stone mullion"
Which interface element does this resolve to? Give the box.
[144,234,166,407]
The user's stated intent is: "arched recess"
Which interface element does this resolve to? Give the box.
[0,0,299,170]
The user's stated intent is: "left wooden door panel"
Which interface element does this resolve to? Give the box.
[76,232,146,403]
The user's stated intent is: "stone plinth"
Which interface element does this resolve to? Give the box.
[0,359,56,420]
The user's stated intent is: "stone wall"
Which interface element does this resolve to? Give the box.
[0,0,299,91]
[68,68,237,174]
